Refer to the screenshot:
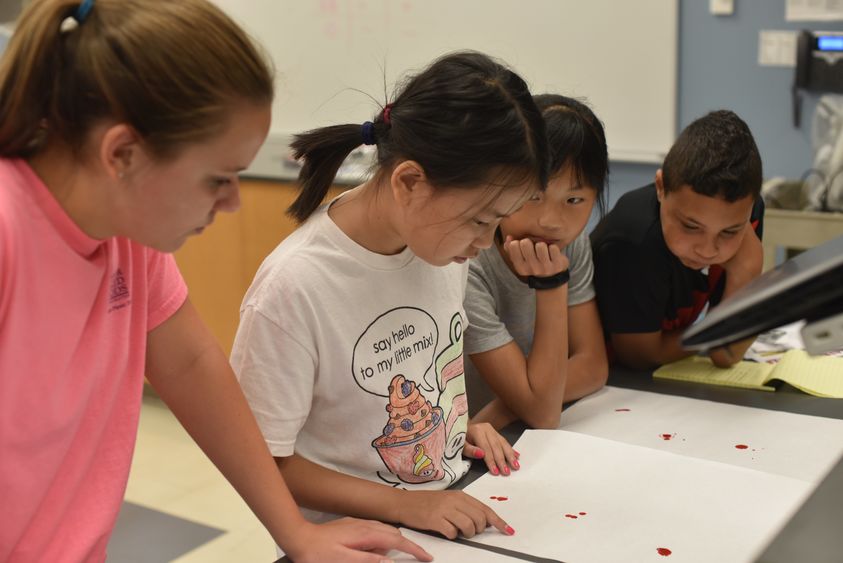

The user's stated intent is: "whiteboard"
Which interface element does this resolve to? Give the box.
[213,0,678,178]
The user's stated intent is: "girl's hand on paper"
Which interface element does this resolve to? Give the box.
[287,518,433,563]
[396,489,515,539]
[465,422,520,476]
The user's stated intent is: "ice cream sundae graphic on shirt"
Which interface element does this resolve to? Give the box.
[363,309,468,486]
[372,375,446,483]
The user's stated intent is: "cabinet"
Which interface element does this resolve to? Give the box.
[173,179,344,355]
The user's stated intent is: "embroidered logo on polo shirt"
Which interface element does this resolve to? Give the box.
[108,268,132,313]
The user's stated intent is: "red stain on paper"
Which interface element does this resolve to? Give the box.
[660,433,676,441]
[657,547,672,556]
[735,444,749,450]
[579,512,586,515]
[615,408,631,412]
[564,514,578,519]
[489,496,508,501]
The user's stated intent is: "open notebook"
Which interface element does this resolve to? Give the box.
[653,350,843,398]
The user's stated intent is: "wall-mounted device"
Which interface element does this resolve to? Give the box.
[793,30,843,127]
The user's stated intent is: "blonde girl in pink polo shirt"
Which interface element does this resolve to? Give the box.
[0,1,431,562]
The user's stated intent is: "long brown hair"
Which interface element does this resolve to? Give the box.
[0,0,274,160]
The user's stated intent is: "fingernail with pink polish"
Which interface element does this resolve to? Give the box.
[474,448,486,459]
[505,525,516,535]
[514,450,521,457]
[512,459,521,470]
[490,466,499,476]
[502,465,510,475]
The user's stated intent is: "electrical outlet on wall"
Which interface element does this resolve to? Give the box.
[759,30,798,67]
[710,0,735,16]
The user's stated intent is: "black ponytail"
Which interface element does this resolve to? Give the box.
[288,118,389,223]
[288,51,549,223]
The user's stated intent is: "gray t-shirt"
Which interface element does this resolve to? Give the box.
[463,230,595,415]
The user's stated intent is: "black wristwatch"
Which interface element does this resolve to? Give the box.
[527,269,570,290]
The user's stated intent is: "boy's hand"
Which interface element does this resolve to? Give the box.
[465,421,521,476]
[503,235,570,278]
[287,518,433,563]
[720,223,763,283]
[396,489,515,539]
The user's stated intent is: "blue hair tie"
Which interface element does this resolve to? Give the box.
[60,0,95,33]
[361,121,376,146]
[76,0,95,23]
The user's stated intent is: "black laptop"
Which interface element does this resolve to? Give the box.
[682,234,843,354]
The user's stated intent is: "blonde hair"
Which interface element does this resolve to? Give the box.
[0,0,274,159]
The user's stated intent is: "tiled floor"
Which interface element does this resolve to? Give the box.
[109,503,224,563]
[110,393,277,562]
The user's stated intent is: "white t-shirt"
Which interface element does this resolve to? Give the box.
[231,199,471,522]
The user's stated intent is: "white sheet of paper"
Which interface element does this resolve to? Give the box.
[463,431,813,563]
[387,528,525,562]
[560,386,843,483]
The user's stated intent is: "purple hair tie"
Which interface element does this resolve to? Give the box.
[361,121,376,146]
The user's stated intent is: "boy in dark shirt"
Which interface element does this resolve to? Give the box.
[591,110,764,369]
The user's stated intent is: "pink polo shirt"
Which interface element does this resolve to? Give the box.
[0,159,188,562]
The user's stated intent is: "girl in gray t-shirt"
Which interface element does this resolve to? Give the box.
[464,94,610,436]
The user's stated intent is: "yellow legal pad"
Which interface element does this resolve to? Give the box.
[653,350,843,398]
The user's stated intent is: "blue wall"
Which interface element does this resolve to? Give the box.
[606,0,843,213]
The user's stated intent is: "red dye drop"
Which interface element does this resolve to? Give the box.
[615,408,631,412]
[657,547,672,556]
[579,512,587,515]
[565,514,578,519]
[661,433,674,441]
[489,496,497,500]
[735,444,749,450]
[497,496,508,501]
